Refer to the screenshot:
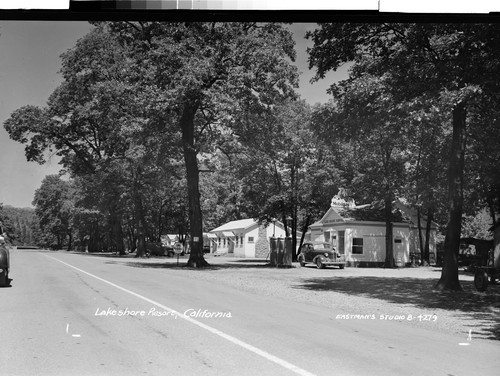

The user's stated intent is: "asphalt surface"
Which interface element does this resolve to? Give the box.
[1,249,499,376]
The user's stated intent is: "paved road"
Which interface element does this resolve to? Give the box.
[1,249,499,376]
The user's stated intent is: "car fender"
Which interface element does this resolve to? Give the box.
[313,255,324,263]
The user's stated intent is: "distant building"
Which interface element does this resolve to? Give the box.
[209,218,297,258]
[307,194,438,267]
[160,234,179,247]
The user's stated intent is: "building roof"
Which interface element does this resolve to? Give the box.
[210,219,259,233]
[310,199,440,230]
[210,218,302,237]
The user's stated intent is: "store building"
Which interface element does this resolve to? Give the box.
[307,194,438,267]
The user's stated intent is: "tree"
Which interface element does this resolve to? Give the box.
[241,99,341,260]
[0,204,16,244]
[4,25,181,256]
[310,72,411,267]
[32,175,74,249]
[102,22,299,267]
[307,23,500,290]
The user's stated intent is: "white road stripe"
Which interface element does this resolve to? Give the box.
[44,254,317,376]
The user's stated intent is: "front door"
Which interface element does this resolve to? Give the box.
[338,231,345,255]
[394,238,404,266]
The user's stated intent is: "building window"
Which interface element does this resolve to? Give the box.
[352,238,363,254]
[338,231,345,254]
[248,236,254,243]
[240,234,244,247]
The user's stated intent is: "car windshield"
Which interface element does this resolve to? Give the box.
[313,243,331,251]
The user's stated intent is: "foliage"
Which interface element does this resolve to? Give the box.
[307,22,500,289]
[461,208,494,240]
[310,71,412,267]
[3,22,300,265]
[97,22,300,266]
[0,206,40,246]
[32,175,74,249]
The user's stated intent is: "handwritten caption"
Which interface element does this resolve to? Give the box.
[335,314,438,322]
[95,307,232,319]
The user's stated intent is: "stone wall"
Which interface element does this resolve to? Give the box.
[254,225,269,258]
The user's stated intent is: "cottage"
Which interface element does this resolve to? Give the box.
[307,195,438,267]
[209,218,293,258]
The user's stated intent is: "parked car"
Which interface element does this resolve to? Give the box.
[164,246,175,257]
[145,242,175,257]
[0,239,10,287]
[298,241,346,269]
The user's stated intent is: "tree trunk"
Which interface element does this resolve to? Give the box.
[424,208,433,264]
[384,194,395,268]
[290,159,298,261]
[282,212,289,237]
[180,102,209,268]
[299,215,311,251]
[110,208,125,255]
[133,176,147,258]
[417,207,425,266]
[88,220,100,252]
[66,229,73,252]
[436,102,467,291]
[291,215,297,262]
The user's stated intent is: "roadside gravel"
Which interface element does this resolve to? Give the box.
[101,253,500,342]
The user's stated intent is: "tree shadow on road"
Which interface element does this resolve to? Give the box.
[107,259,277,270]
[294,276,500,341]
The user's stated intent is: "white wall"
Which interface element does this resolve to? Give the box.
[244,227,259,257]
[314,223,411,265]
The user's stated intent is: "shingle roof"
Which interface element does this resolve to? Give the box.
[337,202,407,222]
[210,219,258,232]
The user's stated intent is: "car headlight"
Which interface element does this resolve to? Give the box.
[324,252,329,257]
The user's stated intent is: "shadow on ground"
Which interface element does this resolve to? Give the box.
[294,276,500,341]
[105,259,277,270]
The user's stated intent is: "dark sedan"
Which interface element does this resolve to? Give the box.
[298,241,346,269]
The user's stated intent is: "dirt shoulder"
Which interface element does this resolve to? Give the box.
[76,252,500,342]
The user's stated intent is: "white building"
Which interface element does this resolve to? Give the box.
[308,195,438,267]
[209,219,293,258]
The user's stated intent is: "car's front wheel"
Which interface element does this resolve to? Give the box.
[315,258,325,269]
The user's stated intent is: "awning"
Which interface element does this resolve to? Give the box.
[222,231,235,237]
[206,233,217,239]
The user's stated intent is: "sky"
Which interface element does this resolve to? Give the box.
[0,21,346,208]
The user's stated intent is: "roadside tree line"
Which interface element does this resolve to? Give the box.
[3,22,500,291]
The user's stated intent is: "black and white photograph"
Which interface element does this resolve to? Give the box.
[1,2,500,375]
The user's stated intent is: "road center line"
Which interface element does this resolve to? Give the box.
[44,254,316,376]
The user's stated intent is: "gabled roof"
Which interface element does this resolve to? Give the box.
[338,202,407,222]
[311,199,442,229]
[209,218,302,237]
[210,219,259,233]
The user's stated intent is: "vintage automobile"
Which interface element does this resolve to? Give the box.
[298,241,346,269]
[145,242,176,257]
[0,236,10,287]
